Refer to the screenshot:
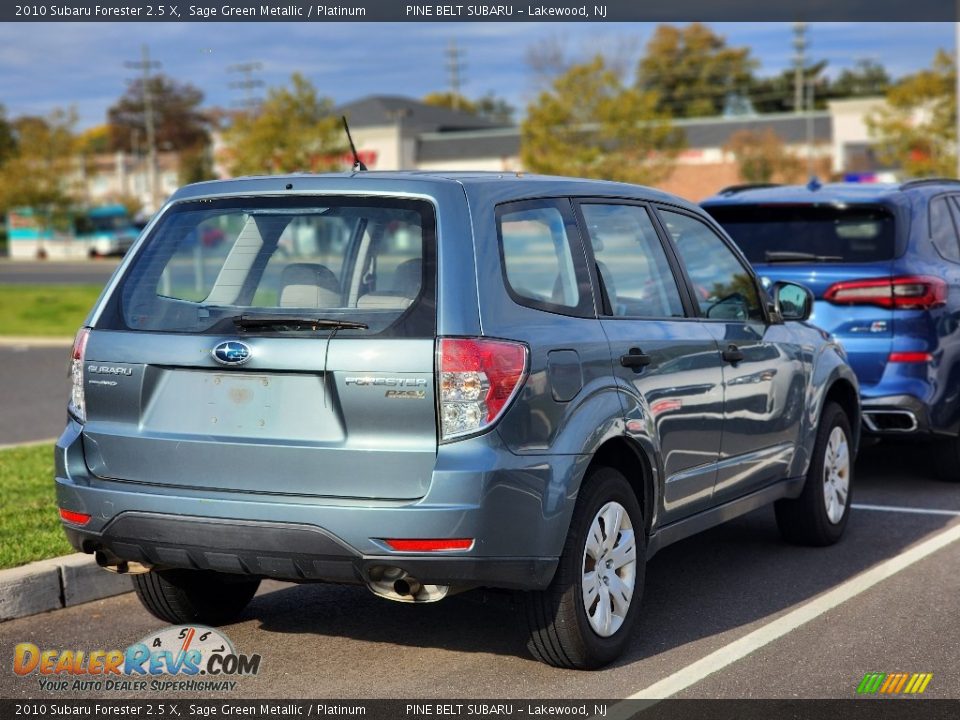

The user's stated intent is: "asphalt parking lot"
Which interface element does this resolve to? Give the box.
[1,442,958,700]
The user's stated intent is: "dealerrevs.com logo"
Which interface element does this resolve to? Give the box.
[13,625,261,693]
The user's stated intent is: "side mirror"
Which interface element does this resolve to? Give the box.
[772,281,814,322]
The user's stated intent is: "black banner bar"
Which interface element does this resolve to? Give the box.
[1,0,956,23]
[3,700,960,720]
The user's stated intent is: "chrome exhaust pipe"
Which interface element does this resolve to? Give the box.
[95,551,152,575]
[365,565,448,603]
[862,410,918,433]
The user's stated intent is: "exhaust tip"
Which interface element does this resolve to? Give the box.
[366,566,447,603]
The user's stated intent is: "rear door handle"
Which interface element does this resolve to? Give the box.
[620,347,652,371]
[721,344,744,364]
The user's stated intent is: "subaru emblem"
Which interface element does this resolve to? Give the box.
[212,341,251,366]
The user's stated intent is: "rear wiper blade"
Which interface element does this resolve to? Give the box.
[763,251,844,263]
[233,315,368,331]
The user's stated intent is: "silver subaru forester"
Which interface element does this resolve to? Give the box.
[56,172,859,669]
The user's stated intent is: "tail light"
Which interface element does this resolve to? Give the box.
[384,538,474,552]
[68,328,90,423]
[437,337,528,440]
[824,276,947,310]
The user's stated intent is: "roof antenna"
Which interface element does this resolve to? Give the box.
[342,116,367,172]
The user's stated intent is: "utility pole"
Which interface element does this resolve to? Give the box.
[445,40,466,109]
[228,62,264,112]
[124,45,161,211]
[793,22,808,115]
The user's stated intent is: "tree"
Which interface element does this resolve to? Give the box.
[222,73,346,176]
[107,74,209,153]
[0,109,80,218]
[829,59,891,99]
[747,60,829,114]
[0,105,16,167]
[866,50,957,178]
[522,56,684,185]
[77,124,111,155]
[725,129,804,184]
[423,91,515,124]
[637,23,757,118]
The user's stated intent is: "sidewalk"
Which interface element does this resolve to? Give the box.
[0,553,132,622]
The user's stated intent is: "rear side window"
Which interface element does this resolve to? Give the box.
[497,200,592,316]
[706,204,897,264]
[96,196,435,338]
[930,196,960,263]
[579,203,685,318]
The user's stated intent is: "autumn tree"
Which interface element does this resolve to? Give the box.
[0,105,16,167]
[108,75,209,153]
[522,56,684,185]
[637,23,757,118]
[0,109,80,218]
[724,129,804,184]
[222,73,346,176]
[423,91,515,124]
[866,50,957,178]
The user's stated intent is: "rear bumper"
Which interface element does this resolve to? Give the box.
[63,513,556,590]
[55,421,579,591]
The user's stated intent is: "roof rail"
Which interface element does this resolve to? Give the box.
[716,183,782,196]
[899,177,960,190]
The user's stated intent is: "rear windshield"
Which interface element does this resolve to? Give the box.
[95,195,436,337]
[705,204,896,264]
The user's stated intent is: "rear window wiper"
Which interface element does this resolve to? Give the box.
[763,251,844,263]
[233,315,368,331]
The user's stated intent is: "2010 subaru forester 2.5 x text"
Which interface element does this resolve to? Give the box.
[56,172,860,669]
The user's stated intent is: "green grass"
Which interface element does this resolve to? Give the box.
[0,284,102,336]
[0,443,72,569]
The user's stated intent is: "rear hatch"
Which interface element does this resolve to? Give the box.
[705,203,896,386]
[82,195,438,500]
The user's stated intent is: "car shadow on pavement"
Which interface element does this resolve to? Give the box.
[245,444,958,671]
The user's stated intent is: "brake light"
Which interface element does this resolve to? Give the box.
[59,508,91,526]
[888,352,933,363]
[385,538,474,552]
[68,328,90,423]
[824,276,947,310]
[437,337,528,440]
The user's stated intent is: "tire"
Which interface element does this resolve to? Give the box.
[933,436,960,482]
[775,402,853,546]
[132,569,260,625]
[523,466,646,670]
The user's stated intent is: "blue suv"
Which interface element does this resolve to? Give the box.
[704,180,960,480]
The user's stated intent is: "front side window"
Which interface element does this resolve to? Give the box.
[97,196,434,337]
[580,203,685,318]
[659,209,764,323]
[498,200,590,315]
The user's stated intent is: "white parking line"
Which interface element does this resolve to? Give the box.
[616,520,960,705]
[851,503,960,517]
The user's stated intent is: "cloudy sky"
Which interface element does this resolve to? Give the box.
[0,22,954,128]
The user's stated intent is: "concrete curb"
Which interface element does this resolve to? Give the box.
[0,336,74,348]
[0,553,132,622]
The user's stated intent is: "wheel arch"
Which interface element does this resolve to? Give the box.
[583,436,656,536]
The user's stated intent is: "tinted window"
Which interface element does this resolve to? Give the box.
[660,209,764,323]
[706,204,897,264]
[97,196,434,337]
[580,203,684,318]
[499,203,583,311]
[930,196,960,263]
